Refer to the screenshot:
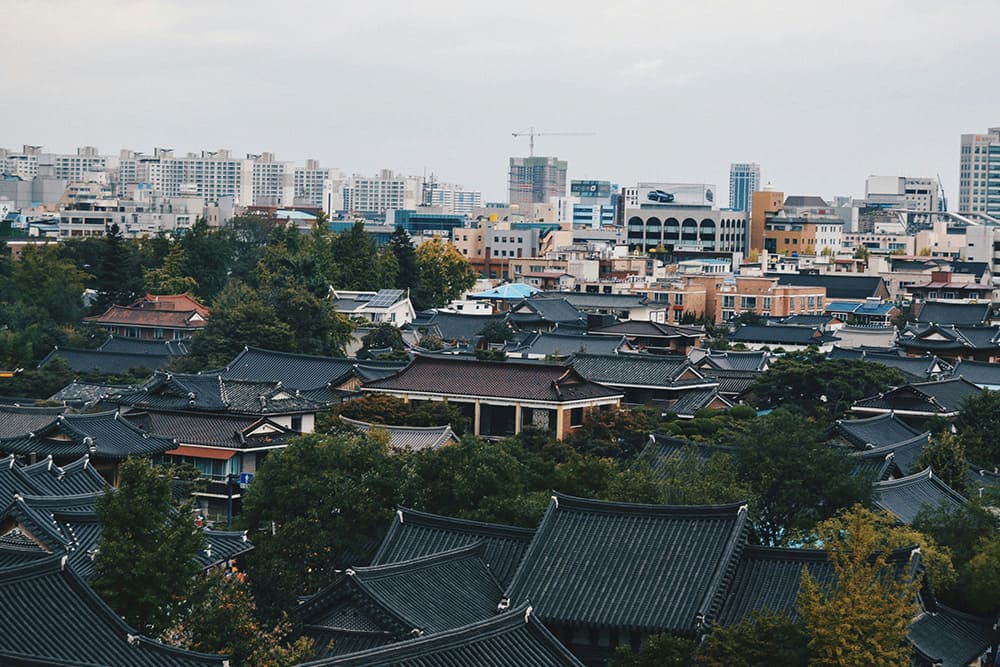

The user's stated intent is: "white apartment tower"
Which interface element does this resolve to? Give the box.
[250,152,294,206]
[294,159,345,214]
[422,179,483,215]
[959,127,1000,216]
[344,170,423,215]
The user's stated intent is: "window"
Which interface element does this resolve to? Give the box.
[741,296,757,309]
[763,297,772,311]
[674,293,684,306]
[723,295,735,308]
[570,407,584,427]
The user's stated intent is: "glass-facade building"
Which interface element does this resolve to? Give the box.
[728,163,761,212]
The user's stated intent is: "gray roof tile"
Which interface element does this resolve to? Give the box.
[874,469,967,524]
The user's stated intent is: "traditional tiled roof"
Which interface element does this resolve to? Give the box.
[833,413,925,449]
[827,347,949,380]
[109,372,327,415]
[363,356,622,404]
[950,358,1000,388]
[296,603,582,667]
[730,324,829,346]
[340,417,456,453]
[589,320,705,340]
[569,353,705,388]
[699,369,759,396]
[49,381,136,408]
[509,296,587,328]
[99,335,192,356]
[85,305,206,329]
[558,292,649,310]
[0,405,64,438]
[502,493,750,635]
[302,543,502,641]
[770,273,887,300]
[218,347,407,390]
[852,378,983,417]
[39,346,169,375]
[782,314,836,327]
[0,411,176,460]
[511,332,626,358]
[664,388,732,418]
[908,605,997,667]
[0,556,227,666]
[874,469,968,524]
[635,435,736,482]
[716,546,836,624]
[124,410,295,449]
[21,455,107,495]
[406,311,510,344]
[201,529,254,569]
[898,324,1000,354]
[369,507,534,588]
[850,433,929,479]
[693,349,770,372]
[915,302,990,326]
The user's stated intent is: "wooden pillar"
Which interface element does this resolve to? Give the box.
[474,400,482,437]
[555,407,566,440]
[514,403,522,435]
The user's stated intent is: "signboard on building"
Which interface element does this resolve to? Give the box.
[570,180,612,199]
[638,183,716,207]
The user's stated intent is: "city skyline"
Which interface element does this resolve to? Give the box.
[6,1,998,204]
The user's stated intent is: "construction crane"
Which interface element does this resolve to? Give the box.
[511,127,595,157]
[936,173,948,212]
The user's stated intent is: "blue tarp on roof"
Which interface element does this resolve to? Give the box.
[470,283,540,300]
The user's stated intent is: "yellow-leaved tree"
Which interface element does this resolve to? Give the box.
[798,505,926,667]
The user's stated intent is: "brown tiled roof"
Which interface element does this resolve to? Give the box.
[134,293,210,317]
[362,356,622,403]
[86,305,206,329]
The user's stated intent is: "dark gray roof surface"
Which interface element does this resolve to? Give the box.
[915,302,990,326]
[340,417,456,453]
[39,346,168,375]
[369,508,534,588]
[853,378,983,415]
[569,353,698,388]
[48,381,136,407]
[950,359,1000,387]
[0,556,227,666]
[0,405,64,438]
[503,493,749,634]
[21,456,107,496]
[899,324,1000,353]
[363,356,622,404]
[296,604,583,667]
[665,388,731,418]
[406,311,509,344]
[770,273,886,300]
[510,296,586,327]
[695,350,770,372]
[850,433,930,478]
[730,324,826,345]
[0,411,176,460]
[908,606,997,667]
[513,332,625,358]
[828,348,948,380]
[589,320,705,340]
[834,413,925,448]
[699,369,759,396]
[782,314,835,326]
[635,435,736,482]
[99,335,191,356]
[717,546,835,624]
[110,372,327,415]
[873,469,967,524]
[558,292,650,310]
[218,347,407,389]
[124,410,294,449]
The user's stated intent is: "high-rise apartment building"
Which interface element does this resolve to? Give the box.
[422,180,483,215]
[344,170,423,215]
[117,148,254,203]
[508,156,567,206]
[54,146,112,182]
[728,163,760,212]
[250,152,294,206]
[959,127,1000,215]
[294,159,345,213]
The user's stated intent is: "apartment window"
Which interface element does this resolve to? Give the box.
[722,295,735,308]
[763,297,772,311]
[741,296,757,309]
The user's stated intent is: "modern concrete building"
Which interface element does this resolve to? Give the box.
[865,175,939,212]
[959,126,1000,215]
[508,156,567,206]
[422,179,483,215]
[728,163,760,212]
[294,159,345,213]
[624,205,749,254]
[344,170,423,215]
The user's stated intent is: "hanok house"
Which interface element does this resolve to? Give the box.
[587,320,706,355]
[85,293,209,340]
[0,411,176,484]
[850,377,984,426]
[897,323,1000,363]
[361,356,622,440]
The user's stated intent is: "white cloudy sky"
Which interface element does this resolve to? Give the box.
[4,0,998,203]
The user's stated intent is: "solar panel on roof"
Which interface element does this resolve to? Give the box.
[368,289,404,308]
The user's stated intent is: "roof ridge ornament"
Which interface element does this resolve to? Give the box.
[524,605,533,623]
[551,495,559,509]
[738,503,748,515]
[497,597,510,611]
[397,509,404,524]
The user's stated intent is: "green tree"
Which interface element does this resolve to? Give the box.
[91,224,145,312]
[239,432,407,618]
[564,407,660,460]
[695,611,809,666]
[12,244,91,324]
[361,323,406,354]
[799,505,921,667]
[913,432,969,495]
[92,458,206,634]
[229,215,280,284]
[612,633,696,666]
[477,319,515,344]
[144,244,199,295]
[412,236,476,309]
[732,410,871,545]
[177,218,234,301]
[960,537,1000,615]
[387,226,420,291]
[330,221,384,291]
[191,281,295,367]
[954,390,1000,466]
[751,353,905,419]
[165,569,314,667]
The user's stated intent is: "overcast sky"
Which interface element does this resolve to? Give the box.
[5,0,998,204]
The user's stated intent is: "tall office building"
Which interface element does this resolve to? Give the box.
[508,156,567,206]
[959,127,1000,215]
[728,163,760,212]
